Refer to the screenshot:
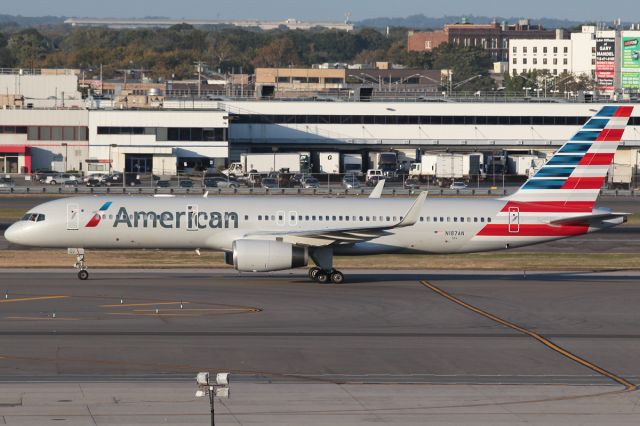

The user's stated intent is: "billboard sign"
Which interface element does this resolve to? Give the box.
[596,37,616,91]
[622,36,640,89]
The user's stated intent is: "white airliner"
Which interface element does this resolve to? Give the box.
[5,106,633,283]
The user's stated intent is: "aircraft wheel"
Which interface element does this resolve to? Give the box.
[315,271,329,284]
[308,267,321,279]
[77,270,89,280]
[330,270,344,284]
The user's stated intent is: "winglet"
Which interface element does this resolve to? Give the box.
[368,179,386,199]
[397,191,427,228]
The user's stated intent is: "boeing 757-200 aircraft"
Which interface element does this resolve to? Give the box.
[5,106,633,283]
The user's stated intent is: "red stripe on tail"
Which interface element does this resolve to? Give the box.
[561,177,605,190]
[579,152,614,166]
[501,201,594,213]
[477,224,589,237]
[596,128,625,142]
[614,106,634,117]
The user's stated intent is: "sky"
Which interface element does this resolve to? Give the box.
[3,0,639,22]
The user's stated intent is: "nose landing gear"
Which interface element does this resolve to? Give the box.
[69,248,89,280]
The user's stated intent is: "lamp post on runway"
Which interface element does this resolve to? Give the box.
[195,372,230,426]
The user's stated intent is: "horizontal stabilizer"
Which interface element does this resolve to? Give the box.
[548,212,630,225]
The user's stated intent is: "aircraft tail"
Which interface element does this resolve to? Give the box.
[507,105,634,211]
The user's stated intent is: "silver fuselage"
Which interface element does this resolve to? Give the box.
[5,196,621,255]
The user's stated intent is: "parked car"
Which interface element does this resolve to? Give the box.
[450,181,468,190]
[366,175,384,187]
[204,177,240,189]
[366,169,384,183]
[33,169,57,182]
[261,177,279,189]
[0,177,15,188]
[301,176,320,189]
[44,173,77,185]
[83,173,109,183]
[289,173,309,187]
[179,180,194,188]
[85,177,103,187]
[156,180,171,188]
[342,174,361,189]
[103,173,141,187]
[404,177,421,189]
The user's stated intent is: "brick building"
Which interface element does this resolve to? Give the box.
[408,19,561,61]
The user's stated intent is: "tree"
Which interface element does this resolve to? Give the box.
[252,36,301,68]
[431,43,495,92]
[7,29,52,68]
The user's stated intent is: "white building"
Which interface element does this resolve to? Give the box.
[88,110,229,175]
[0,69,85,109]
[510,26,597,77]
[0,109,88,173]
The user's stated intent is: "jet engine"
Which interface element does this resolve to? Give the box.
[225,239,308,272]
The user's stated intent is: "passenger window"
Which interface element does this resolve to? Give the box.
[298,215,302,220]
[426,217,430,222]
[245,215,249,220]
[312,216,316,220]
[258,215,262,220]
[460,217,464,222]
[386,216,390,221]
[373,216,376,221]
[305,215,309,220]
[467,217,471,222]
[271,215,275,221]
[345,216,349,221]
[332,216,336,221]
[393,216,397,221]
[420,217,424,222]
[359,216,363,221]
[440,217,444,222]
[279,215,283,221]
[474,217,478,222]
[379,216,383,221]
[366,216,370,221]
[487,217,492,223]
[454,217,458,222]
[447,217,451,222]
[339,216,343,220]
[481,217,485,222]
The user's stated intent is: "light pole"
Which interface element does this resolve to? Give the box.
[109,144,117,174]
[196,372,230,426]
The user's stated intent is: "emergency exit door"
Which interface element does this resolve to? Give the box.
[508,207,520,233]
[67,204,80,230]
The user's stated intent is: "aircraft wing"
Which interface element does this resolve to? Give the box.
[548,212,630,226]
[243,191,427,247]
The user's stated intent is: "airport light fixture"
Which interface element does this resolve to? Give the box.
[195,372,230,426]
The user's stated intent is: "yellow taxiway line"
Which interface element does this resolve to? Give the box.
[0,296,69,303]
[419,280,637,391]
[100,301,191,308]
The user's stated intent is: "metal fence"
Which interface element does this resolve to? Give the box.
[1,171,638,197]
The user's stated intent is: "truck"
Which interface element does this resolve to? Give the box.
[224,152,311,176]
[368,151,398,177]
[507,154,545,177]
[313,152,340,174]
[608,163,633,189]
[341,153,363,176]
[410,153,483,184]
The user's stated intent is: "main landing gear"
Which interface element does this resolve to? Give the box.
[308,247,344,284]
[308,267,345,284]
[69,248,89,280]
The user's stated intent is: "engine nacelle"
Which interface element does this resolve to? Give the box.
[226,239,308,272]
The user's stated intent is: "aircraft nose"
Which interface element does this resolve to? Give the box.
[4,222,24,245]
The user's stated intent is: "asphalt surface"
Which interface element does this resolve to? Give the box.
[0,269,638,387]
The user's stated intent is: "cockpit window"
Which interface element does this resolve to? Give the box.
[21,213,45,222]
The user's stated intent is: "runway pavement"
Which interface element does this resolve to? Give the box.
[0,269,639,424]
